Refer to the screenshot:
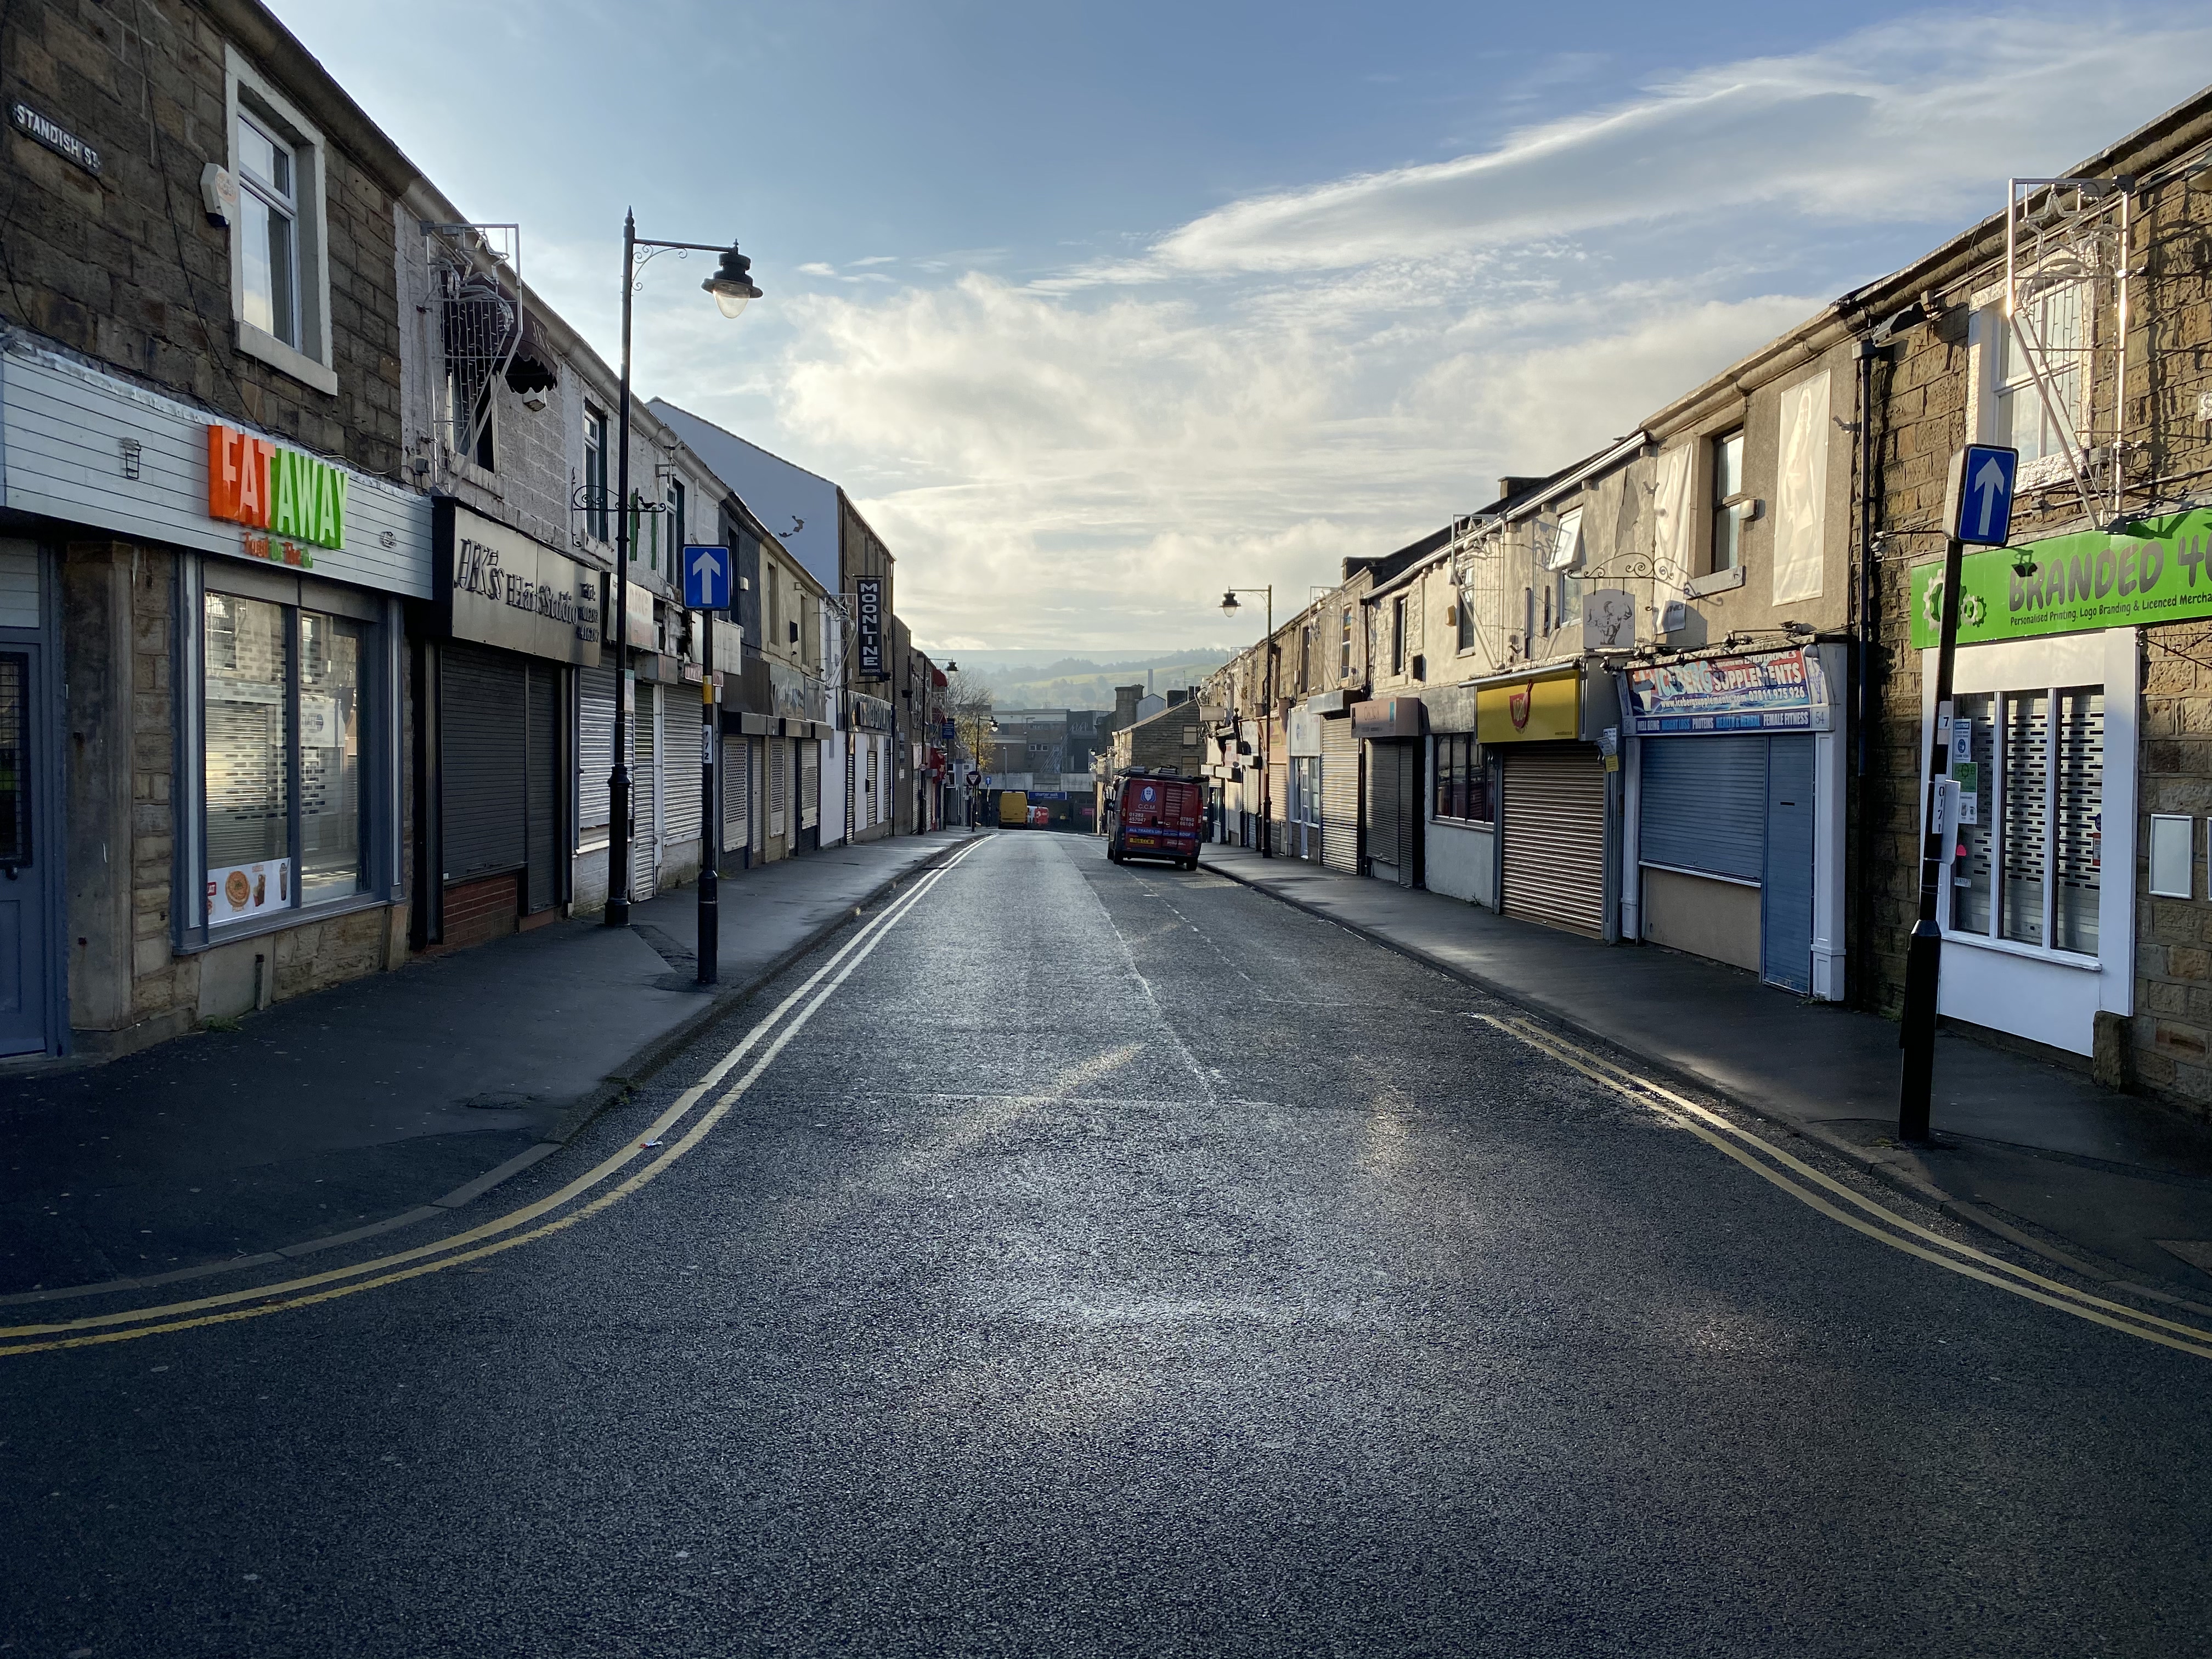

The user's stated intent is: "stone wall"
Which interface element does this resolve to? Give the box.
[1,0,407,475]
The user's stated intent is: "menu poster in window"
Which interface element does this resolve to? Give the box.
[207,858,290,924]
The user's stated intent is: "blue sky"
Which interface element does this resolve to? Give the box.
[274,1,2210,652]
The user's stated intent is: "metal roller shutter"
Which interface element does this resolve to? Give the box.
[1639,735,1764,881]
[633,683,657,900]
[1502,743,1606,937]
[722,732,749,851]
[1762,736,1816,993]
[1367,742,1398,877]
[441,642,526,883]
[524,664,558,912]
[1322,717,1361,872]
[800,745,820,830]
[577,664,614,831]
[664,701,703,847]
[770,737,787,836]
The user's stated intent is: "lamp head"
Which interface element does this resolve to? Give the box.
[1220,590,1240,616]
[703,245,763,319]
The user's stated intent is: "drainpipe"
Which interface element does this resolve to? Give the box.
[1854,335,1882,783]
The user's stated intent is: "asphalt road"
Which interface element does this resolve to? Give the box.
[4,832,2210,1658]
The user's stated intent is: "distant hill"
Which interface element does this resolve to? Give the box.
[961,651,1232,710]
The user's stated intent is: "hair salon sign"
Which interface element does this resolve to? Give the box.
[433,499,599,664]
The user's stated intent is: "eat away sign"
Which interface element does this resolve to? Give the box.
[206,424,348,551]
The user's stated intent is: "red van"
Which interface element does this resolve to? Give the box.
[1108,771,1204,870]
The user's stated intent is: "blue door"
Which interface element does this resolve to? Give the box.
[1760,736,1815,994]
[0,642,54,1055]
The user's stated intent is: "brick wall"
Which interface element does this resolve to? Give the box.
[1,0,405,475]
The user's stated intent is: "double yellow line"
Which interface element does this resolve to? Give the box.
[0,840,984,1359]
[1476,1012,2212,1361]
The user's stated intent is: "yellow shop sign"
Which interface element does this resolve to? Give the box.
[1476,672,1580,743]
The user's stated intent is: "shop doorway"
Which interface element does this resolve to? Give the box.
[0,644,56,1056]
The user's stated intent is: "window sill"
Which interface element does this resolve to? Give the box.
[1938,927,2103,973]
[179,889,392,955]
[1431,815,1496,831]
[236,319,338,396]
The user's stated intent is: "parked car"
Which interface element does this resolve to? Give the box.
[1108,771,1203,870]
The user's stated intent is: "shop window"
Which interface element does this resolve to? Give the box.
[1289,757,1321,828]
[204,591,367,927]
[1433,733,1492,825]
[1946,687,2101,956]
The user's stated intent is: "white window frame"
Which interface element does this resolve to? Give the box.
[1967,278,2089,492]
[224,47,335,395]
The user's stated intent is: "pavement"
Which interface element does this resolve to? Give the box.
[1197,839,2212,1310]
[4,831,2210,1657]
[0,831,970,1302]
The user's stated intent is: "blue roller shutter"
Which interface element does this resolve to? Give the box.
[1639,735,1764,882]
[1762,736,1815,993]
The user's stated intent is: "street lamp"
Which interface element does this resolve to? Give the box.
[1218,585,1273,857]
[604,212,759,930]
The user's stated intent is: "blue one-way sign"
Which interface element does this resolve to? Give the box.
[682,544,732,611]
[1944,443,2019,546]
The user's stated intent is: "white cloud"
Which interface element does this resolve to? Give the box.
[642,10,2212,653]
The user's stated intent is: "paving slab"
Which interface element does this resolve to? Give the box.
[1199,841,2212,1301]
[0,832,968,1297]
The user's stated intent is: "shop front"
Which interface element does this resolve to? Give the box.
[2,334,430,1052]
[1419,685,1493,908]
[419,500,596,951]
[1284,702,1323,862]
[1353,695,1424,887]
[1907,537,2145,1060]
[1477,665,1618,939]
[1620,644,1847,998]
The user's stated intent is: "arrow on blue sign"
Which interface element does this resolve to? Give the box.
[682,544,732,611]
[1946,444,2018,547]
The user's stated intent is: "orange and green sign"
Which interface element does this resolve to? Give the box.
[1910,509,2212,648]
[206,423,347,551]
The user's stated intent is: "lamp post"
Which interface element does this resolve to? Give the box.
[603,212,760,928]
[1220,586,1274,857]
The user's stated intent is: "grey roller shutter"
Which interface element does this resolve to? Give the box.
[577,664,614,831]
[524,663,558,912]
[664,701,702,847]
[633,683,657,900]
[722,733,749,851]
[1639,734,1764,881]
[1322,716,1360,872]
[441,642,526,883]
[800,745,820,830]
[1366,741,1402,879]
[1501,743,1606,936]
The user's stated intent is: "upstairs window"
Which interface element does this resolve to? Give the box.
[1711,428,1746,572]
[1391,595,1408,675]
[1340,606,1353,675]
[670,479,688,562]
[583,406,608,542]
[1993,282,2085,468]
[224,50,332,392]
[236,115,298,348]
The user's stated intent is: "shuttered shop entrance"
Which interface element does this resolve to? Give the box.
[1365,740,1420,887]
[1501,742,1606,937]
[1322,716,1361,873]
[441,641,562,921]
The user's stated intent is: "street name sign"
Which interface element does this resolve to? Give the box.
[1944,443,2019,546]
[682,544,732,611]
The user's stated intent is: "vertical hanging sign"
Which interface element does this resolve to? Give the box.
[856,575,885,680]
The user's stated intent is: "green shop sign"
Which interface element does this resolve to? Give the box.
[1910,509,2212,648]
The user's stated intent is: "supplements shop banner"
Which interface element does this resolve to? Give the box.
[1910,508,2212,648]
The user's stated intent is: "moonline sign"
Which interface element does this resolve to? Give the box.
[855,574,885,680]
